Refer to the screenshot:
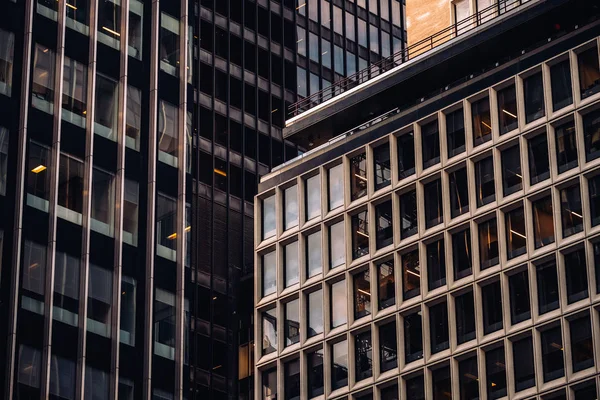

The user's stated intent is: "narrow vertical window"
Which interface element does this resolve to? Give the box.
[91,168,115,237]
[472,97,492,145]
[513,336,535,391]
[455,291,476,344]
[97,0,122,49]
[49,355,76,399]
[284,241,299,287]
[160,13,180,76]
[61,56,88,128]
[306,174,321,220]
[261,308,277,356]
[482,281,503,334]
[53,252,79,327]
[327,164,344,210]
[262,195,276,240]
[505,206,526,260]
[427,239,446,291]
[432,366,451,399]
[329,221,345,268]
[27,141,51,212]
[0,29,15,97]
[449,168,469,218]
[555,120,578,173]
[501,144,522,196]
[589,175,600,226]
[87,264,112,338]
[402,250,420,300]
[404,311,423,363]
[400,189,418,238]
[550,59,573,111]
[583,109,600,162]
[570,315,594,372]
[373,142,391,190]
[485,346,507,399]
[331,280,347,328]
[284,299,300,346]
[306,230,322,278]
[156,194,176,261]
[32,44,56,114]
[57,154,84,224]
[377,260,395,309]
[284,359,300,400]
[541,326,564,382]
[352,210,369,259]
[405,374,424,400]
[126,85,142,150]
[379,322,398,372]
[307,349,324,397]
[429,302,449,354]
[128,0,144,59]
[560,184,583,238]
[563,249,588,304]
[284,185,299,230]
[424,179,443,228]
[509,270,531,324]
[120,275,136,346]
[123,179,139,246]
[497,85,518,134]
[532,196,554,248]
[397,132,415,179]
[307,289,323,337]
[459,357,479,400]
[446,108,465,157]
[355,331,373,381]
[157,99,179,166]
[331,341,348,389]
[577,46,600,99]
[528,133,550,184]
[524,72,545,123]
[537,259,559,314]
[262,368,277,400]
[452,229,472,280]
[479,218,499,269]
[94,73,118,141]
[375,200,393,249]
[261,251,276,297]
[475,156,495,206]
[421,120,440,169]
[353,270,371,319]
[350,153,368,201]
[0,127,8,196]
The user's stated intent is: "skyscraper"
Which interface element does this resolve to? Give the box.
[0,0,406,399]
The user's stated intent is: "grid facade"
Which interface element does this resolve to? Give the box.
[254,35,600,399]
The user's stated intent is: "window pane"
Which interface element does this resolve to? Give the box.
[0,29,15,97]
[285,241,299,287]
[479,218,499,269]
[307,350,324,397]
[369,24,378,53]
[485,347,506,399]
[400,190,418,239]
[583,109,600,162]
[378,260,395,309]
[84,366,109,400]
[524,72,545,123]
[120,275,136,346]
[449,168,469,218]
[158,100,179,166]
[262,368,277,400]
[421,120,440,169]
[570,315,594,372]
[284,299,300,346]
[513,336,535,391]
[532,196,554,248]
[123,179,139,246]
[427,239,446,291]
[482,281,503,335]
[455,291,475,344]
[321,38,331,69]
[156,194,176,261]
[306,175,321,220]
[262,195,276,239]
[560,184,583,238]
[574,382,597,400]
[555,120,578,173]
[537,260,560,314]
[355,331,372,381]
[429,302,449,354]
[87,264,112,337]
[262,251,276,297]
[432,366,451,400]
[404,311,423,363]
[352,210,369,259]
[373,142,391,190]
[447,108,465,157]
[472,97,492,145]
[405,374,424,400]
[21,240,47,311]
[284,185,299,230]
[331,280,347,328]
[306,231,322,278]
[284,359,300,400]
[308,289,323,337]
[329,221,345,268]
[49,355,76,400]
[353,270,371,319]
[578,46,600,99]
[424,179,443,228]
[0,127,7,196]
[128,0,143,59]
[97,0,121,49]
[505,206,526,260]
[402,250,420,300]
[53,252,79,327]
[160,13,180,76]
[350,153,368,200]
[94,73,118,141]
[501,145,522,196]
[91,168,115,237]
[332,341,348,390]
[459,357,479,400]
[551,60,573,111]
[358,19,367,48]
[590,175,600,227]
[376,200,393,249]
[328,164,344,210]
[381,385,398,400]
[345,11,355,41]
[528,133,550,185]
[26,141,51,212]
[379,322,398,372]
[58,154,84,222]
[475,156,495,207]
[62,56,87,128]
[564,249,588,304]
[262,308,277,356]
[452,229,471,280]
[32,44,55,113]
[497,85,518,134]
[397,132,415,179]
[509,270,531,324]
[541,326,564,382]
[126,85,142,151]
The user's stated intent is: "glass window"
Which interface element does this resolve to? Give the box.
[284,359,300,400]
[379,322,398,372]
[53,251,79,327]
[350,153,368,200]
[0,29,15,97]
[524,72,545,123]
[528,132,550,184]
[329,221,345,269]
[284,299,300,346]
[421,120,440,169]
[402,250,420,300]
[404,311,423,363]
[509,270,530,324]
[533,196,554,248]
[555,120,578,173]
[369,24,379,53]
[429,301,449,354]
[61,57,87,128]
[321,0,330,28]
[432,366,451,400]
[570,315,594,372]
[308,0,318,21]
[262,308,277,356]
[332,340,348,390]
[21,240,47,311]
[353,270,371,319]
[405,374,425,400]
[591,175,600,228]
[160,12,180,76]
[455,291,475,344]
[355,331,372,381]
[346,50,356,76]
[57,154,84,223]
[452,229,471,280]
[378,260,395,309]
[358,19,367,48]
[32,44,56,114]
[424,179,443,228]
[296,27,306,56]
[306,231,322,278]
[595,242,600,294]
[261,251,276,297]
[400,189,417,239]
[126,85,142,151]
[297,67,307,97]
[397,132,415,179]
[284,241,299,287]
[128,0,143,59]
[321,38,331,69]
[564,249,588,304]
[375,200,393,249]
[373,142,391,190]
[501,144,522,196]
[262,368,277,400]
[120,275,136,346]
[17,345,41,389]
[345,11,355,41]
[537,259,560,314]
[574,382,597,400]
[447,108,465,157]
[307,289,323,337]
[84,366,109,400]
[541,326,564,382]
[551,60,573,111]
[306,175,321,220]
[284,185,298,230]
[505,206,526,260]
[87,264,112,337]
[482,281,502,335]
[459,357,479,400]
[449,168,469,218]
[479,218,499,269]
[327,164,344,210]
[0,127,7,196]
[560,184,583,238]
[578,46,600,99]
[583,109,600,162]
[156,194,176,261]
[352,210,369,259]
[485,347,507,399]
[309,32,319,63]
[475,156,495,207]
[498,85,518,134]
[472,97,492,145]
[49,355,76,400]
[91,168,115,237]
[262,195,276,240]
[94,73,118,141]
[307,349,324,397]
[381,385,398,400]
[123,179,139,246]
[97,0,121,49]
[427,239,446,290]
[331,280,347,328]
[513,336,535,392]
[158,99,179,166]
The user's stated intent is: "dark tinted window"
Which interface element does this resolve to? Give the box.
[513,336,535,392]
[475,156,495,206]
[404,311,423,363]
[532,196,555,248]
[352,211,369,259]
[560,184,583,238]
[424,179,443,228]
[378,260,395,310]
[482,281,503,335]
[486,347,507,399]
[405,374,425,400]
[577,46,600,99]
[379,322,398,372]
[421,120,440,169]
[472,97,492,145]
[402,250,420,300]
[373,142,391,190]
[397,132,415,179]
[524,72,545,123]
[497,85,518,134]
[446,108,465,157]
[449,168,469,218]
[307,349,324,397]
[355,331,372,381]
[541,326,564,382]
[537,260,560,314]
[350,153,367,200]
[479,218,499,269]
[427,239,446,291]
[505,206,526,259]
[459,357,479,400]
[375,200,393,249]
[455,291,476,345]
[400,190,418,238]
[570,315,594,372]
[528,133,550,185]
[564,249,588,304]
[501,145,522,196]
[589,175,600,227]
[432,366,451,400]
[583,109,600,162]
[509,270,531,324]
[550,60,573,111]
[555,120,578,174]
[284,359,300,400]
[353,270,371,319]
[429,302,449,354]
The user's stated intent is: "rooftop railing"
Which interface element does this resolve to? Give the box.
[287,0,531,119]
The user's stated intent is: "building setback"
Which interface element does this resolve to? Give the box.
[255,0,600,399]
[0,0,405,399]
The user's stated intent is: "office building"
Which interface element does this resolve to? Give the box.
[254,0,600,399]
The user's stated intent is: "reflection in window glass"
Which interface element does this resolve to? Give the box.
[577,46,600,99]
[564,249,588,304]
[583,109,600,162]
[94,73,118,141]
[560,184,583,238]
[262,308,277,356]
[475,156,495,207]
[479,218,499,269]
[379,322,397,372]
[284,359,300,400]
[261,251,276,297]
[307,289,323,337]
[421,120,440,169]
[400,190,418,239]
[355,331,372,381]
[284,241,299,287]
[378,260,395,309]
[97,0,121,49]
[284,299,300,346]
[332,340,348,390]
[91,168,115,237]
[590,175,600,226]
[307,231,322,278]
[58,154,84,224]
[84,366,109,400]
[262,195,276,240]
[402,250,420,300]
[459,357,479,400]
[350,153,367,201]
[61,57,87,128]
[32,44,56,114]
[160,13,180,76]
[551,60,573,111]
[537,260,559,314]
[532,196,554,248]
[128,0,143,59]
[373,142,391,190]
[262,368,277,400]
[509,270,531,324]
[404,311,423,363]
[120,275,136,346]
[353,270,371,319]
[497,85,518,134]
[505,206,526,259]
[0,29,15,97]
[427,239,446,291]
[429,302,449,354]
[449,168,469,218]
[49,355,76,400]
[53,251,79,327]
[306,175,321,220]
[331,280,347,328]
[452,229,471,280]
[329,221,345,269]
[27,141,51,212]
[524,72,545,123]
[596,242,600,294]
[309,32,319,63]
[541,326,564,382]
[482,281,502,335]
[485,347,506,399]
[455,291,475,344]
[513,336,535,392]
[397,132,415,179]
[158,100,179,166]
[424,179,443,228]
[123,179,139,246]
[0,127,7,196]
[156,194,176,260]
[570,315,594,372]
[307,349,324,397]
[87,264,112,337]
[555,120,578,173]
[126,85,142,151]
[21,240,46,315]
[284,185,298,230]
[328,164,343,210]
[472,97,492,145]
[447,108,465,157]
[501,145,522,196]
[375,200,393,249]
[528,133,550,185]
[369,24,378,53]
[352,210,369,259]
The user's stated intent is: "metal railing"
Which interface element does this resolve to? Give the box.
[288,0,530,118]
